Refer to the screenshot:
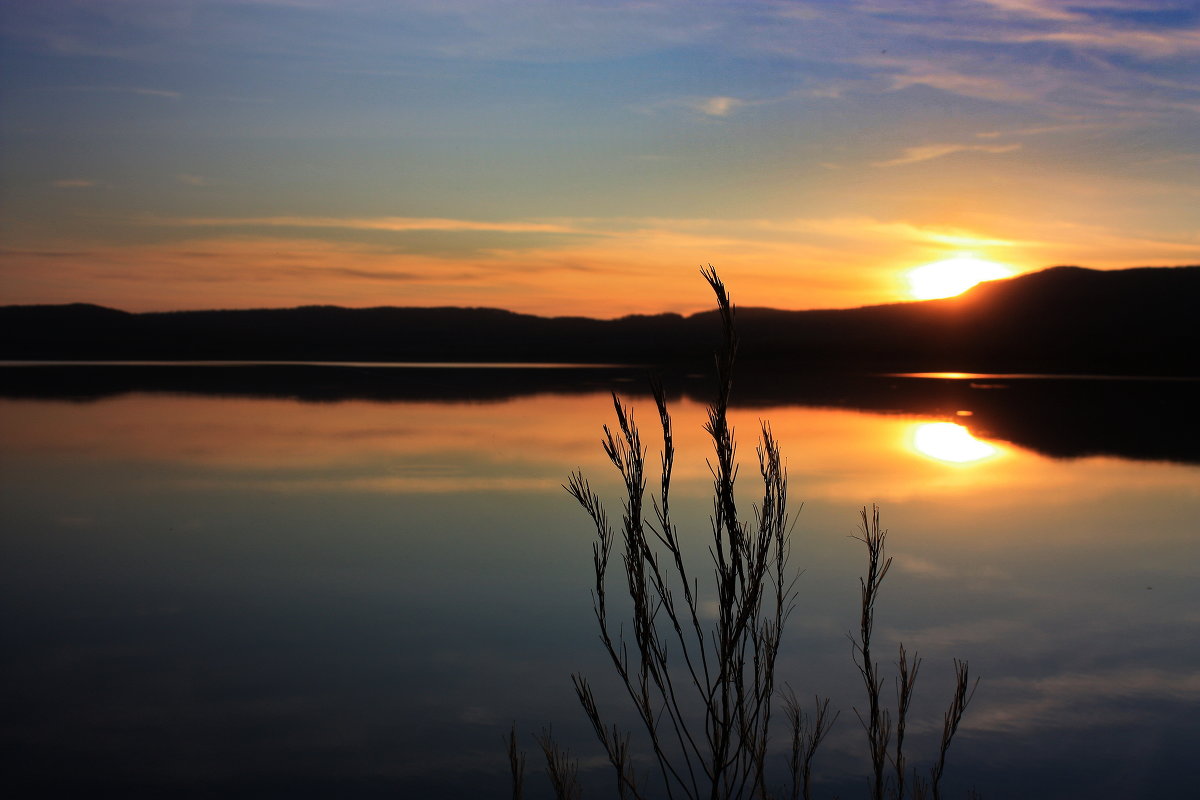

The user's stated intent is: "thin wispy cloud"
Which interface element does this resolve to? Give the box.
[50,85,181,99]
[865,0,1200,57]
[691,96,744,117]
[974,122,1106,139]
[51,179,99,189]
[969,667,1200,734]
[130,211,1073,263]
[143,215,584,235]
[884,65,1040,104]
[873,142,1022,167]
[125,86,181,99]
[974,0,1081,23]
[749,216,1036,250]
[997,27,1200,58]
[637,94,754,119]
[848,2,1200,120]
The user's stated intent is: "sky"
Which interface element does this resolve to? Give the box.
[1,0,1198,317]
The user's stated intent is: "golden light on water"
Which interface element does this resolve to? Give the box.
[906,256,1014,300]
[910,422,1000,464]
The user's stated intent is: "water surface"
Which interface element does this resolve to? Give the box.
[1,367,1197,798]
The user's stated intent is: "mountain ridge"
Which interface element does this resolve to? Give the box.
[3,265,1197,375]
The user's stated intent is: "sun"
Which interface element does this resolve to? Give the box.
[905,256,1014,300]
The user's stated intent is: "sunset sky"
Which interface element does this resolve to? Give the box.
[2,0,1198,316]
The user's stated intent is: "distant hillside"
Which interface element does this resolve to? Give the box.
[704,265,1200,373]
[2,265,1197,374]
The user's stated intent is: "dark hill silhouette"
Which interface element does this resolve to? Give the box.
[685,265,1199,373]
[1,265,1197,374]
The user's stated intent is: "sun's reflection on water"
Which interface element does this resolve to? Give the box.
[909,421,1002,464]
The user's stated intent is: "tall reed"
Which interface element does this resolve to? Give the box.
[515,268,978,799]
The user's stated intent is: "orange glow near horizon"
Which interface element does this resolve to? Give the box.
[0,220,1044,316]
[905,256,1015,300]
[4,213,1192,316]
[0,393,1144,506]
[9,392,1200,546]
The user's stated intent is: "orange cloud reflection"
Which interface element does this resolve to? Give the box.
[5,392,1193,523]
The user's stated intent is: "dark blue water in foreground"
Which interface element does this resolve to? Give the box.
[2,368,1198,798]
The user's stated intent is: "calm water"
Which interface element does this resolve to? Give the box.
[1,366,1198,798]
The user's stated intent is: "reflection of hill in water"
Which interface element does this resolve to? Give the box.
[4,363,1198,466]
[729,369,1200,466]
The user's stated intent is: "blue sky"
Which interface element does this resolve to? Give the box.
[2,0,1198,314]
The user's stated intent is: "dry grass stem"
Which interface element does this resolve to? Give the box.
[546,268,980,799]
[509,723,527,800]
[538,728,583,800]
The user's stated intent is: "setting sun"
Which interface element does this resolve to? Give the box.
[906,256,1015,300]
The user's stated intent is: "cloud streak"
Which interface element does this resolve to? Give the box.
[143,215,584,235]
[48,85,182,99]
[969,667,1200,734]
[873,142,1023,167]
[691,96,744,117]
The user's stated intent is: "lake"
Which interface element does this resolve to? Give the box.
[1,364,1198,798]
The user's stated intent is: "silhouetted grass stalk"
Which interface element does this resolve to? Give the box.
[850,506,978,800]
[894,644,921,800]
[509,724,527,800]
[931,660,978,800]
[562,267,795,800]
[520,267,979,800]
[538,728,583,800]
[782,690,836,800]
[852,505,892,800]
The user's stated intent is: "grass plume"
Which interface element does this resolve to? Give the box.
[519,267,980,799]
